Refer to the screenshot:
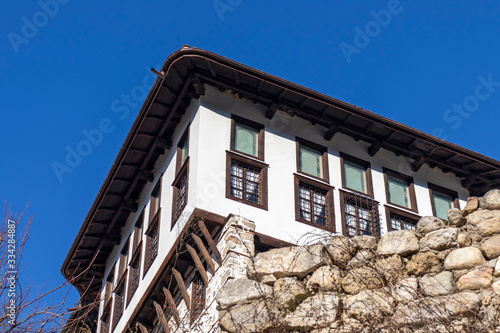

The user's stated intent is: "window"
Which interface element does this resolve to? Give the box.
[100,306,110,333]
[149,179,161,223]
[296,138,329,181]
[226,151,268,210]
[428,183,459,220]
[190,275,206,324]
[341,190,380,237]
[127,250,140,306]
[384,168,418,212]
[294,174,334,231]
[118,240,129,282]
[230,115,264,160]
[385,206,420,231]
[112,279,125,331]
[144,210,160,276]
[341,153,373,196]
[172,128,189,228]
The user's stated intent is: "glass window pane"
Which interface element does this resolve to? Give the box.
[299,146,323,178]
[388,176,410,208]
[234,123,258,157]
[344,161,366,193]
[181,138,188,165]
[433,192,453,220]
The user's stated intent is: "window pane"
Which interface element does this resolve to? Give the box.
[234,123,258,157]
[299,146,323,178]
[388,176,410,208]
[433,192,453,220]
[180,138,188,165]
[344,161,366,193]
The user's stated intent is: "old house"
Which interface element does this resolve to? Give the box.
[61,46,500,332]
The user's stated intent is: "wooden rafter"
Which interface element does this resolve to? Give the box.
[162,287,180,325]
[153,301,171,333]
[191,233,216,274]
[172,268,190,309]
[198,220,222,265]
[186,244,209,285]
[137,322,149,333]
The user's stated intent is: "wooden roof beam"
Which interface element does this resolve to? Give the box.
[324,123,339,141]
[153,301,171,333]
[198,220,223,265]
[162,287,180,325]
[411,155,426,172]
[191,233,216,274]
[190,73,206,96]
[137,322,149,333]
[266,103,279,120]
[172,268,190,309]
[368,141,383,157]
[186,244,209,285]
[462,174,478,190]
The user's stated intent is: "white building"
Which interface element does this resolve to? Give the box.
[62,46,500,333]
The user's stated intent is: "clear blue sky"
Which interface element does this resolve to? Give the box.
[2,0,499,316]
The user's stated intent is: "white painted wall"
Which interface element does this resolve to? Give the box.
[99,85,468,332]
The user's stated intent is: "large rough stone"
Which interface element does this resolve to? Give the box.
[419,227,459,251]
[219,299,278,333]
[419,271,455,296]
[216,278,273,309]
[351,235,377,250]
[392,277,418,303]
[416,216,446,235]
[481,234,500,259]
[448,208,466,227]
[466,210,500,236]
[306,265,341,292]
[273,277,308,309]
[347,249,374,268]
[406,251,441,276]
[342,267,384,294]
[495,257,500,277]
[393,292,480,326]
[481,189,500,210]
[492,280,500,295]
[377,230,419,256]
[374,255,404,284]
[444,247,486,270]
[325,236,352,267]
[343,289,394,321]
[247,243,327,280]
[284,292,339,330]
[457,267,493,291]
[462,197,479,216]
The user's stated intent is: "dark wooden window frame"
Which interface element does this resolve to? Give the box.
[294,173,335,232]
[295,137,329,182]
[428,182,460,219]
[143,207,161,277]
[384,205,421,232]
[99,300,111,333]
[340,152,374,198]
[149,178,162,225]
[383,167,418,213]
[340,189,380,237]
[189,273,206,325]
[117,240,129,283]
[172,157,190,229]
[126,244,141,306]
[230,115,265,161]
[225,150,268,210]
[112,274,126,331]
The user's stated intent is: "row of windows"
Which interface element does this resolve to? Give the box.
[227,115,460,234]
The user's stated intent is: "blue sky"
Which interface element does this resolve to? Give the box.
[2,0,500,318]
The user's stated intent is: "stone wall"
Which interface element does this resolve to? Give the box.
[216,190,500,332]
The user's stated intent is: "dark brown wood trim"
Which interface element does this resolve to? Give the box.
[230,115,265,161]
[171,158,190,229]
[137,322,149,333]
[153,301,171,333]
[175,125,190,172]
[149,179,162,224]
[225,150,269,210]
[295,137,330,183]
[198,219,223,265]
[340,152,374,198]
[383,167,418,213]
[384,205,421,232]
[293,173,335,232]
[339,189,380,237]
[186,244,209,286]
[172,268,190,309]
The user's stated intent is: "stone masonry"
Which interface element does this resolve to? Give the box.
[216,189,500,332]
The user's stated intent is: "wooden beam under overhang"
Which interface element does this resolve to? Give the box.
[137,322,149,333]
[155,137,172,150]
[186,244,209,285]
[192,233,216,274]
[266,103,279,119]
[172,268,190,309]
[153,301,171,333]
[368,141,383,157]
[324,123,339,141]
[198,220,222,265]
[190,73,205,96]
[162,287,180,325]
[122,201,138,213]
[138,170,154,183]
[411,155,426,172]
[462,174,478,190]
